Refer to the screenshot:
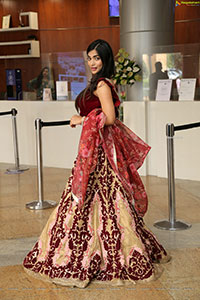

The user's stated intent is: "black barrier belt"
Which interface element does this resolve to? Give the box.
[0,111,12,116]
[0,110,12,116]
[41,120,70,128]
[0,108,17,116]
[174,121,200,132]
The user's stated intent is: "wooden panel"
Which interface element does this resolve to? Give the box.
[175,4,200,44]
[175,20,200,44]
[174,4,200,94]
[39,27,120,54]
[38,0,113,28]
[175,4,200,20]
[37,0,119,53]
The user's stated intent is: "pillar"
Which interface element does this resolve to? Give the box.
[120,0,175,100]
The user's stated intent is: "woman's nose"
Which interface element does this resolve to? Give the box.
[90,58,95,65]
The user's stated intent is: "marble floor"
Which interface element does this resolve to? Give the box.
[0,163,200,300]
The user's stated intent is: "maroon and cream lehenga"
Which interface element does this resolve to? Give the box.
[23,79,170,288]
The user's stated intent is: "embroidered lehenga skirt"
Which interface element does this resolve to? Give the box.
[23,146,169,288]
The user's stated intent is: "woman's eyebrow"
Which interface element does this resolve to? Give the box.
[87,54,99,59]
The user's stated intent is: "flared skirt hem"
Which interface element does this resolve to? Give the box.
[24,261,168,289]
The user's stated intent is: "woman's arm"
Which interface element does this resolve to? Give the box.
[95,80,116,125]
[27,77,37,91]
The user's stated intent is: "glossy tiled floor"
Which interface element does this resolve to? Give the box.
[0,163,200,300]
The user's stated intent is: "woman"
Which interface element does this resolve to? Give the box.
[27,66,55,100]
[23,39,170,288]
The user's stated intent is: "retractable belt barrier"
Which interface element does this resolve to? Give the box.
[26,118,70,210]
[0,110,14,116]
[0,108,29,174]
[154,121,200,231]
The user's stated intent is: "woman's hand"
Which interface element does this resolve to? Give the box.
[70,115,84,128]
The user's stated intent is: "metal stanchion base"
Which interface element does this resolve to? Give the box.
[154,219,192,231]
[26,200,57,210]
[6,166,29,174]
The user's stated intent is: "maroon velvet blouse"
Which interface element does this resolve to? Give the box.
[77,78,120,117]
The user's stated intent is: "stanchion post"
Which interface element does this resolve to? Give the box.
[26,118,57,210]
[6,108,29,174]
[12,108,19,169]
[36,118,44,205]
[167,123,176,226]
[154,123,191,230]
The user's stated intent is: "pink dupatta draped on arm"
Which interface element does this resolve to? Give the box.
[71,109,151,217]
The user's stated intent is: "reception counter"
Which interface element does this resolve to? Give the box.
[124,101,200,181]
[1,100,200,181]
[0,101,81,170]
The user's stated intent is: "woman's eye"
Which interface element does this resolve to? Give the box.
[87,56,100,62]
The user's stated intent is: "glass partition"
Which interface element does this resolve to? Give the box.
[0,51,90,101]
[0,43,199,101]
[142,43,200,101]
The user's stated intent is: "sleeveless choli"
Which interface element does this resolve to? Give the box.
[78,78,120,117]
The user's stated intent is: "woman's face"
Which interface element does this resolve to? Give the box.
[87,49,103,75]
[42,68,49,78]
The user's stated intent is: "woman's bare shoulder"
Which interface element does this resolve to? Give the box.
[97,78,115,89]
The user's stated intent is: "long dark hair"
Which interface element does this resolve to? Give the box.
[36,67,50,89]
[75,39,115,111]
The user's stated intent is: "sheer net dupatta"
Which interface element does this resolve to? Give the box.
[71,108,151,217]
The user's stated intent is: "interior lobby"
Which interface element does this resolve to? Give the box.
[0,0,200,299]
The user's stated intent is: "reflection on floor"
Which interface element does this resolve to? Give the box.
[0,164,200,300]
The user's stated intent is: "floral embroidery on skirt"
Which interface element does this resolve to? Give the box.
[23,146,169,288]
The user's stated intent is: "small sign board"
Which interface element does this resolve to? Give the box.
[178,78,196,101]
[155,79,172,101]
